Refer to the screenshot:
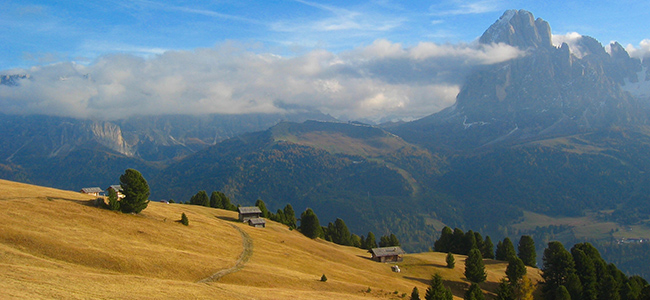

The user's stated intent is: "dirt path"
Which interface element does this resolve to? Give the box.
[198,223,253,283]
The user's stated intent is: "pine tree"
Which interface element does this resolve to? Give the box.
[332,218,352,246]
[496,237,516,261]
[542,241,575,299]
[190,190,209,206]
[446,252,455,269]
[434,226,453,253]
[425,274,453,300]
[351,234,362,248]
[565,273,582,300]
[464,283,485,300]
[364,232,378,250]
[255,199,270,218]
[107,188,120,211]
[482,236,495,259]
[555,285,571,300]
[506,256,527,286]
[180,212,189,226]
[462,230,478,255]
[119,169,150,214]
[320,274,327,282]
[411,286,421,300]
[209,191,221,208]
[495,278,514,300]
[465,248,487,283]
[518,235,537,267]
[299,208,323,239]
[451,228,465,254]
[571,247,597,300]
[283,204,297,228]
[389,233,400,246]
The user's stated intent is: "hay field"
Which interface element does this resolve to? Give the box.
[0,179,541,299]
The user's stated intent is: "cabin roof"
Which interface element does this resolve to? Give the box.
[80,187,103,193]
[370,246,406,257]
[248,218,266,225]
[238,206,262,214]
[107,185,123,192]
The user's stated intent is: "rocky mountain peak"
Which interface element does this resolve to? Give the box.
[479,9,552,50]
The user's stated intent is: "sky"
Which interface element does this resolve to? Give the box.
[1,0,649,122]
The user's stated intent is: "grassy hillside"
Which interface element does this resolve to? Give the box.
[0,179,541,299]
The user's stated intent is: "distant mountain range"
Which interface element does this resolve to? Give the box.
[2,10,650,258]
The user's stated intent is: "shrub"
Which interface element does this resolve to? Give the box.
[180,213,189,226]
[320,274,328,282]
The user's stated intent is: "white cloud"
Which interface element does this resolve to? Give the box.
[626,39,650,60]
[552,32,587,58]
[0,39,525,121]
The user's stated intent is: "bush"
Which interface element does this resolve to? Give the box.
[180,213,189,226]
[320,274,327,282]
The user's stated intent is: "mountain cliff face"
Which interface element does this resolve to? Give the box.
[395,10,648,150]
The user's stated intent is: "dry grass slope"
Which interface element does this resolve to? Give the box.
[0,179,541,299]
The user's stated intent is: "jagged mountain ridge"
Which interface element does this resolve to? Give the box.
[393,9,649,150]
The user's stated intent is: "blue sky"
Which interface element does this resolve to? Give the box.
[1,0,649,121]
[3,0,648,70]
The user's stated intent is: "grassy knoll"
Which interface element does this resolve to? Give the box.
[0,179,541,299]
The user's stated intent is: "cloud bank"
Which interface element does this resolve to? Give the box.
[0,40,524,122]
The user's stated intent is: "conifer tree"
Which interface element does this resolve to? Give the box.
[332,218,352,246]
[119,169,150,214]
[210,191,221,208]
[299,208,323,239]
[351,234,362,248]
[506,256,527,286]
[496,237,516,261]
[495,278,514,300]
[425,274,453,300]
[283,204,297,228]
[190,190,209,206]
[482,236,495,259]
[571,247,597,300]
[465,248,487,283]
[555,286,571,300]
[518,235,537,267]
[364,232,378,250]
[255,199,270,218]
[464,283,485,300]
[542,241,575,299]
[411,286,421,300]
[446,252,455,269]
[434,226,453,253]
[180,212,189,226]
[451,228,465,254]
[565,273,582,300]
[107,188,120,211]
[462,230,478,255]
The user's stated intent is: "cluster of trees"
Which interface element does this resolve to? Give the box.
[433,227,536,267]
[187,190,238,211]
[541,241,650,300]
[434,227,494,258]
[100,169,150,214]
[298,207,399,250]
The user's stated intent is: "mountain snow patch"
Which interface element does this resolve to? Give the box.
[622,67,650,98]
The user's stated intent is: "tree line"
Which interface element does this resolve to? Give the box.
[183,191,401,251]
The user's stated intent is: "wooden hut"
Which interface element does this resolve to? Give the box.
[369,247,406,263]
[238,206,262,222]
[247,217,266,228]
